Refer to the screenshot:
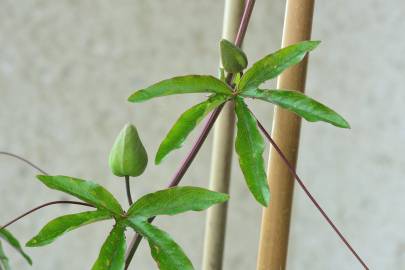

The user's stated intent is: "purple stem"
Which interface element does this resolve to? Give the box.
[168,104,224,187]
[124,1,257,268]
[234,0,255,47]
[0,201,94,230]
[254,117,369,270]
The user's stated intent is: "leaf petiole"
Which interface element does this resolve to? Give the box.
[0,201,94,231]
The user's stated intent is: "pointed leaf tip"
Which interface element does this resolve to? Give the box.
[234,98,270,207]
[26,210,111,247]
[128,75,232,103]
[242,89,350,129]
[308,40,321,48]
[128,186,229,219]
[0,228,32,265]
[36,175,123,215]
[155,94,228,164]
[238,40,321,92]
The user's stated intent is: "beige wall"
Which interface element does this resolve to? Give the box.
[1,1,404,269]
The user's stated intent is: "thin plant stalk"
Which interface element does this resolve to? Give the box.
[0,151,49,175]
[124,1,257,268]
[202,1,244,269]
[124,176,133,206]
[254,117,369,269]
[0,201,94,230]
[0,2,370,268]
[256,0,315,269]
[124,102,225,270]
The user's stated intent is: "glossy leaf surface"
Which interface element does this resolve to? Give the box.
[128,75,232,102]
[27,210,112,247]
[242,89,350,128]
[127,219,193,270]
[155,94,228,164]
[128,186,229,220]
[238,41,320,92]
[37,175,123,215]
[92,225,126,270]
[234,98,269,206]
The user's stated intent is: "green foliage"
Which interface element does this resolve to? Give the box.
[26,210,112,247]
[155,94,229,164]
[109,123,148,177]
[242,89,350,128]
[128,186,229,220]
[1,39,351,270]
[126,219,193,270]
[234,98,269,206]
[0,242,10,270]
[0,228,32,266]
[37,175,124,216]
[129,39,349,206]
[31,175,126,268]
[220,39,248,73]
[125,187,228,269]
[29,175,227,269]
[92,224,126,270]
[237,40,320,92]
[128,75,232,103]
[218,67,225,81]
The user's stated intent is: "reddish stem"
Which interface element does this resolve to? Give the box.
[254,117,369,270]
[0,201,94,230]
[124,1,257,268]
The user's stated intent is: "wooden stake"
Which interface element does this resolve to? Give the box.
[256,1,315,269]
[201,1,244,269]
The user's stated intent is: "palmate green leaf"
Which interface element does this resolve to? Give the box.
[238,40,320,92]
[92,224,126,270]
[26,210,112,247]
[234,98,269,206]
[0,229,32,265]
[126,219,193,270]
[242,89,350,128]
[220,39,248,73]
[37,175,124,216]
[155,94,229,164]
[128,75,232,103]
[128,186,229,220]
[0,242,11,270]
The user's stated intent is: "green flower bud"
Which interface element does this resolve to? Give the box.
[220,39,248,73]
[109,123,148,177]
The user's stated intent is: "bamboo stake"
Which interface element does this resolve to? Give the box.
[256,1,315,269]
[201,1,245,269]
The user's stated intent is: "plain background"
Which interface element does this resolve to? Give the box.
[1,1,404,269]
